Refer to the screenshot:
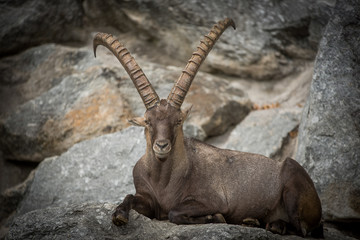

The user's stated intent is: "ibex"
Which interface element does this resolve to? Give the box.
[93,18,323,237]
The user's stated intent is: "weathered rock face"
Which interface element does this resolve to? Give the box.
[83,0,333,80]
[0,151,37,194]
[296,0,360,221]
[0,0,333,77]
[0,0,85,56]
[184,73,252,139]
[221,108,302,160]
[0,45,131,162]
[15,127,144,216]
[0,44,100,115]
[7,204,356,240]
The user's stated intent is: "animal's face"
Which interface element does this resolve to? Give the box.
[130,99,191,161]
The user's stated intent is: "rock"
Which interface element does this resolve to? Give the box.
[219,108,302,160]
[0,49,130,162]
[0,170,35,221]
[296,0,360,221]
[83,0,333,80]
[0,170,35,239]
[0,44,133,162]
[0,44,99,115]
[7,203,356,240]
[16,127,145,216]
[0,151,37,193]
[236,62,314,108]
[0,0,85,56]
[1,0,333,80]
[184,72,252,139]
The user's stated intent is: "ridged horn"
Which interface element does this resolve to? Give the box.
[167,18,236,109]
[93,33,160,109]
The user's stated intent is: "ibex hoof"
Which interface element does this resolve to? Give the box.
[205,213,226,223]
[213,213,226,223]
[266,220,287,235]
[242,217,260,227]
[112,212,129,226]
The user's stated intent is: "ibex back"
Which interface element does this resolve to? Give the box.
[93,18,323,238]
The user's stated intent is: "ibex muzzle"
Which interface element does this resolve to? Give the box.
[93,18,323,238]
[142,99,188,161]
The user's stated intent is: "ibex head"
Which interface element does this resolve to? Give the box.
[93,18,235,161]
[129,99,191,161]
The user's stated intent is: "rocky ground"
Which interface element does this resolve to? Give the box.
[0,0,359,239]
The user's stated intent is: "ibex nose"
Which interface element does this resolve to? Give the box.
[156,141,169,150]
[153,140,171,159]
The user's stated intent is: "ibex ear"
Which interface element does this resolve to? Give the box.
[182,105,193,121]
[128,117,146,127]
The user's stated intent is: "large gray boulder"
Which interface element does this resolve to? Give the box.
[296,0,360,221]
[0,0,85,56]
[1,0,334,79]
[0,45,130,162]
[220,108,302,160]
[15,127,145,216]
[83,0,333,80]
[7,204,356,240]
[0,170,35,239]
[0,44,100,115]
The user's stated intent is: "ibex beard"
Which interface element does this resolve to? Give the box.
[93,18,324,238]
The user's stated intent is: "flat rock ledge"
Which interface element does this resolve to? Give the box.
[6,203,355,240]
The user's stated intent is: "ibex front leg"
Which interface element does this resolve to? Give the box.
[168,200,226,224]
[112,194,153,225]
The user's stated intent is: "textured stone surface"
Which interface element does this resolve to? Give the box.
[221,108,302,160]
[0,44,99,115]
[7,203,356,240]
[83,0,333,80]
[16,127,145,216]
[0,44,131,162]
[0,151,37,193]
[0,60,130,162]
[184,72,252,139]
[1,0,334,79]
[0,170,35,239]
[296,0,360,221]
[0,171,35,222]
[1,0,333,79]
[0,0,85,56]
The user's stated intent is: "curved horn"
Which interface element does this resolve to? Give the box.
[167,18,236,109]
[93,33,160,109]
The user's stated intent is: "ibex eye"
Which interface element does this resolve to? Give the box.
[144,120,150,125]
[176,119,182,125]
